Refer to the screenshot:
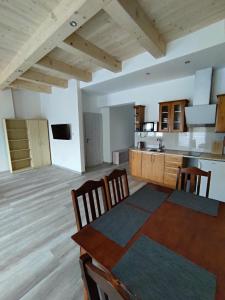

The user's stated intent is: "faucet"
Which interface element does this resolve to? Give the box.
[157,138,164,151]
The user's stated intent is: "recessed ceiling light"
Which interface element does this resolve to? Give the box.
[146,72,151,75]
[184,60,191,64]
[70,20,77,27]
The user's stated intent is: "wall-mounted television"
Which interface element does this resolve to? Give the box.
[51,124,71,140]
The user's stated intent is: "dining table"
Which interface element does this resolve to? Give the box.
[71,183,225,300]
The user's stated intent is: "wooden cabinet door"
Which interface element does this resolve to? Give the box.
[129,150,142,177]
[151,153,165,183]
[170,101,187,132]
[27,120,42,168]
[141,152,153,180]
[38,120,51,166]
[215,95,225,132]
[159,103,171,132]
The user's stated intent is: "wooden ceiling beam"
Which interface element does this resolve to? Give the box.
[20,68,68,88]
[9,79,52,94]
[36,56,92,82]
[104,0,166,58]
[59,33,122,72]
[0,0,110,89]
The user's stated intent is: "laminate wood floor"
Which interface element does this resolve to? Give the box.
[0,164,145,300]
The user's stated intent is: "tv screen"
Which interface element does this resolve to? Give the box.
[51,124,71,140]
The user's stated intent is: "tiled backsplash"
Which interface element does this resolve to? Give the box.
[135,127,225,153]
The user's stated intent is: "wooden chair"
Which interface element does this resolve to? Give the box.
[104,169,130,209]
[176,167,211,197]
[80,254,134,300]
[71,179,108,231]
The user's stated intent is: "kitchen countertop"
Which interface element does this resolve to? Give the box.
[130,147,225,162]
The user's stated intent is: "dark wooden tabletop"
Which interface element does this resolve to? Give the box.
[72,184,225,299]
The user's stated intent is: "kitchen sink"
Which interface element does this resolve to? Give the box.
[147,148,164,152]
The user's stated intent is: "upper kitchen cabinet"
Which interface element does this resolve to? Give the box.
[215,94,225,132]
[159,100,189,132]
[134,105,145,132]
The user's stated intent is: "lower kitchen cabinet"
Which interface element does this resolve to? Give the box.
[129,149,183,187]
[129,150,165,184]
[163,154,183,188]
[141,152,153,179]
[151,153,165,183]
[129,149,142,177]
[142,152,165,183]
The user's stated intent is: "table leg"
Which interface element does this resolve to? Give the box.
[84,286,88,300]
[80,247,89,300]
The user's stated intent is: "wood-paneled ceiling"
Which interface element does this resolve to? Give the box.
[0,0,225,93]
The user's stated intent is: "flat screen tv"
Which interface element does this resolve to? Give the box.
[51,124,71,140]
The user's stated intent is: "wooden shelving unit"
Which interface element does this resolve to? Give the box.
[3,118,52,173]
[3,119,32,172]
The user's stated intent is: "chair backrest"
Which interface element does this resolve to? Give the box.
[71,179,108,231]
[176,167,211,197]
[104,169,130,209]
[80,254,134,300]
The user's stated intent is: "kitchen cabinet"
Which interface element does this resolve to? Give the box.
[129,150,142,177]
[129,149,183,187]
[149,153,165,183]
[159,100,189,132]
[164,154,183,188]
[134,105,145,132]
[215,94,225,132]
[130,150,165,184]
[141,152,152,179]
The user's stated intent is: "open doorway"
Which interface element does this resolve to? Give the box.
[102,103,135,163]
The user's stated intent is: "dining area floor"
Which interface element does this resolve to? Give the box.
[0,164,145,300]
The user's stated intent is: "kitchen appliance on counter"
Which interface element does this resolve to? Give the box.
[137,141,146,149]
[142,122,158,132]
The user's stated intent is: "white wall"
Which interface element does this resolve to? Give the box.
[82,92,102,113]
[104,76,195,122]
[12,89,42,118]
[41,80,85,173]
[0,89,15,172]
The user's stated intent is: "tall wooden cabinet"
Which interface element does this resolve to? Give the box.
[159,100,189,132]
[215,94,225,132]
[27,120,51,168]
[3,119,51,172]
